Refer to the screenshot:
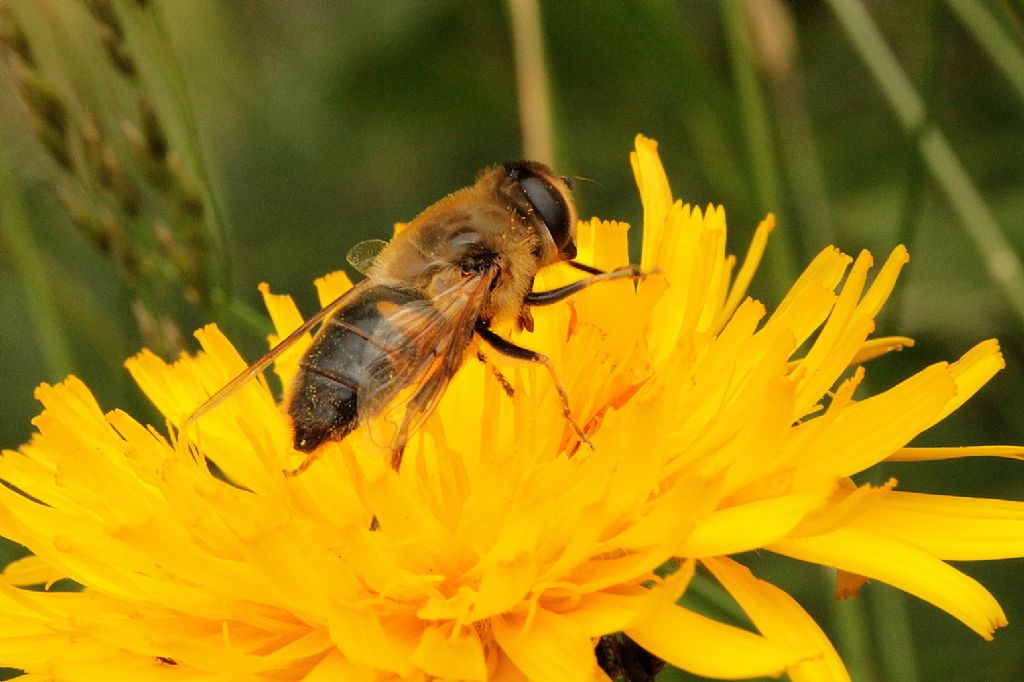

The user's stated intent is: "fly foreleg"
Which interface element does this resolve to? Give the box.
[524,264,645,307]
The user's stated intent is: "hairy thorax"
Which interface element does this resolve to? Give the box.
[372,197,544,324]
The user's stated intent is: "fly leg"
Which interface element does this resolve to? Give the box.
[477,350,515,397]
[364,369,451,533]
[389,369,449,470]
[567,261,605,275]
[524,264,645,306]
[284,450,322,477]
[474,322,593,450]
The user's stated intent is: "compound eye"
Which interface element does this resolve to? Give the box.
[520,175,572,252]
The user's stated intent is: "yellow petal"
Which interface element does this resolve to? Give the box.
[793,250,874,412]
[258,282,304,341]
[492,608,596,682]
[328,611,419,676]
[630,134,674,272]
[471,553,539,622]
[258,282,310,388]
[888,445,1024,462]
[411,622,488,681]
[769,246,850,333]
[715,213,775,333]
[790,479,896,538]
[849,336,915,365]
[853,491,1024,560]
[930,339,1005,425]
[856,245,909,317]
[682,487,835,557]
[770,528,1007,639]
[300,650,376,682]
[1,555,65,588]
[703,557,850,682]
[313,270,354,307]
[577,217,631,272]
[791,363,956,484]
[556,589,650,637]
[626,604,816,679]
[561,559,694,638]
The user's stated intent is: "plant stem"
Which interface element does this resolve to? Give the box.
[143,2,231,303]
[0,144,74,380]
[869,584,921,682]
[215,291,273,338]
[829,0,1024,327]
[945,0,1024,109]
[720,0,798,300]
[505,0,556,166]
[892,1,944,332]
[826,567,878,682]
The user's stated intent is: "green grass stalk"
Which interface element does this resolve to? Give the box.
[0,144,74,380]
[826,568,879,682]
[945,0,1024,109]
[720,0,798,299]
[829,0,1024,327]
[869,585,921,682]
[142,3,230,304]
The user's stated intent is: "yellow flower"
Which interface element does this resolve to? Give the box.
[1,134,1022,681]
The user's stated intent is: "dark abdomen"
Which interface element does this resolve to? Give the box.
[287,285,424,452]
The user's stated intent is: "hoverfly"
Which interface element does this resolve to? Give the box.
[185,161,642,472]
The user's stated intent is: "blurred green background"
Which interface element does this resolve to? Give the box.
[1,1,1023,680]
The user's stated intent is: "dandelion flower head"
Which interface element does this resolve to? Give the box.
[0,135,1021,681]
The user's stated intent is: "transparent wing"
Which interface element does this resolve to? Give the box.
[183,279,374,430]
[346,239,390,276]
[355,266,497,440]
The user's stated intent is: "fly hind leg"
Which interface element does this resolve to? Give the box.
[389,368,452,470]
[474,322,593,451]
[477,350,515,397]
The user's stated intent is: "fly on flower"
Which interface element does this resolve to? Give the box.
[4,135,1023,681]
[185,161,644,471]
